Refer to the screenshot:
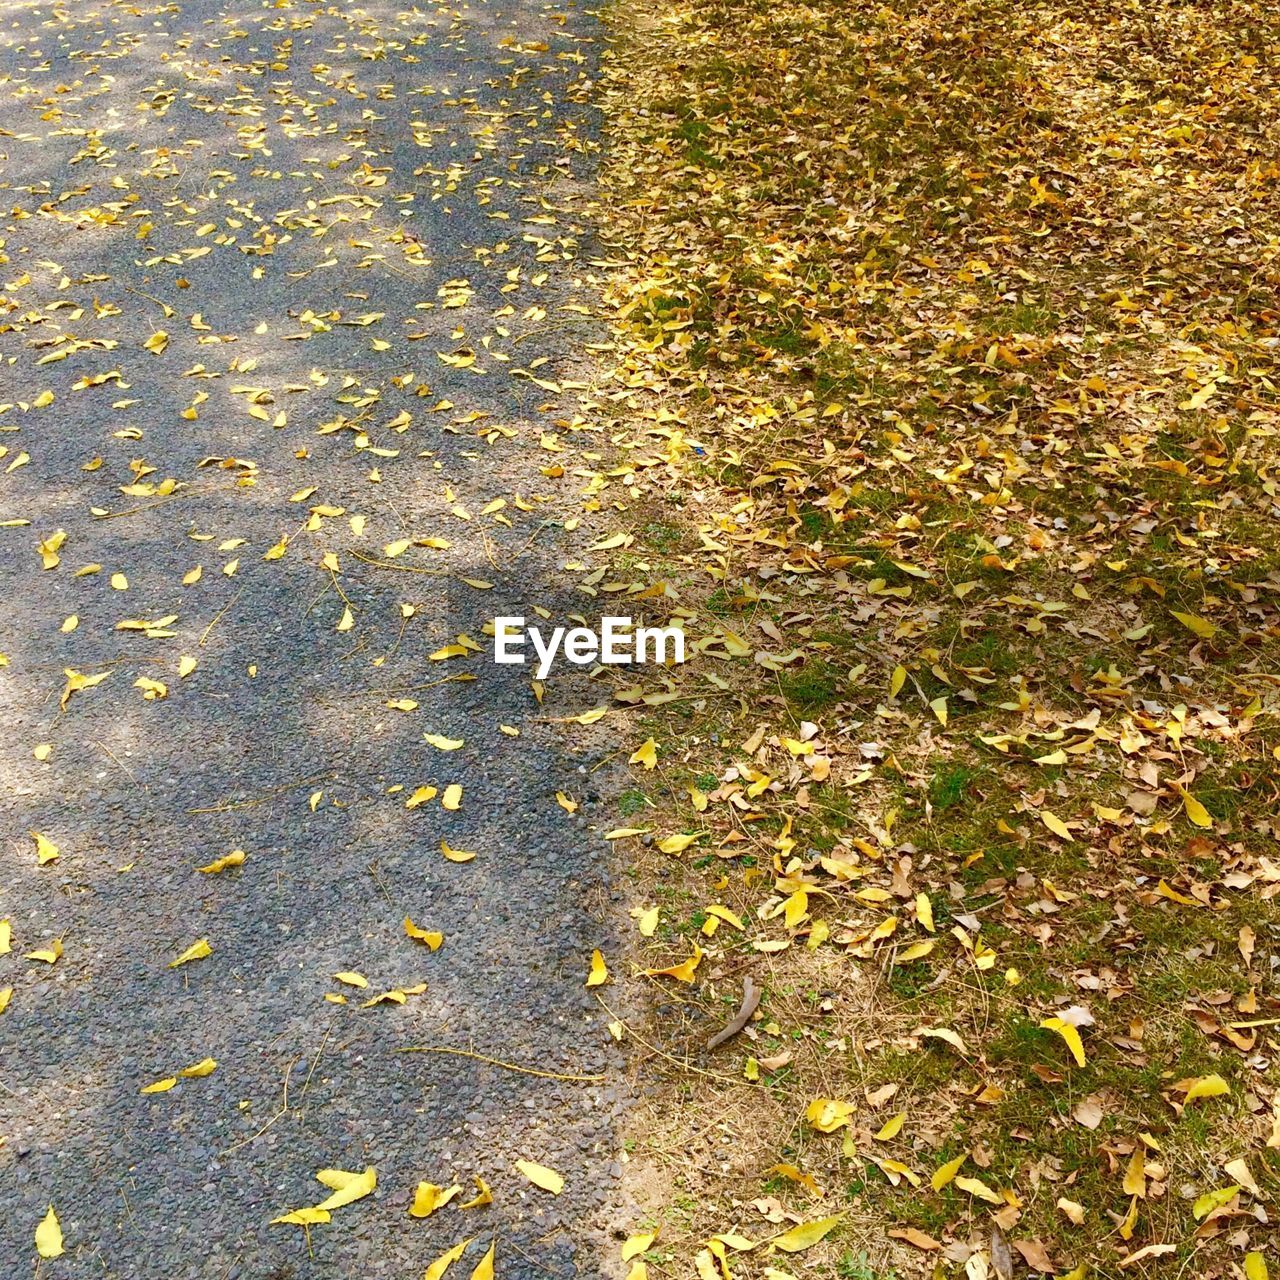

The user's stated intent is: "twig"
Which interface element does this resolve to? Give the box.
[298,1023,332,1105]
[199,590,243,648]
[511,518,556,562]
[220,1055,295,1156]
[187,771,333,814]
[398,1044,608,1083]
[313,671,474,701]
[348,549,449,574]
[95,740,142,787]
[93,490,194,521]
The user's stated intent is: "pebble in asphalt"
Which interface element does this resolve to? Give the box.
[0,0,634,1274]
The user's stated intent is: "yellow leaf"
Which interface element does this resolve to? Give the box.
[1155,878,1198,906]
[25,939,62,964]
[134,676,169,701]
[169,938,212,968]
[459,1177,493,1209]
[441,839,476,863]
[1040,1016,1087,1066]
[429,644,468,660]
[642,945,702,983]
[32,831,60,865]
[60,667,110,709]
[955,1175,1002,1204]
[272,1207,331,1226]
[1192,1185,1239,1220]
[1122,1195,1143,1244]
[515,1159,565,1194]
[336,606,354,632]
[898,939,935,962]
[442,783,463,811]
[0,919,8,953]
[424,1239,473,1280]
[1171,610,1217,639]
[875,1113,906,1141]
[1182,1073,1230,1102]
[635,906,659,937]
[915,892,935,932]
[410,1182,462,1218]
[469,1241,495,1280]
[928,696,948,727]
[198,850,245,874]
[805,1098,855,1133]
[406,786,438,809]
[585,949,609,987]
[178,655,198,678]
[930,1152,967,1192]
[657,832,699,854]
[588,532,629,550]
[334,971,368,988]
[424,734,465,750]
[313,1165,377,1211]
[622,1233,656,1261]
[629,738,658,769]
[405,918,444,950]
[141,1076,178,1094]
[35,1206,64,1259]
[0,987,11,1015]
[179,1057,217,1078]
[1122,1147,1146,1197]
[1040,810,1072,840]
[1171,782,1213,829]
[1225,1157,1261,1198]
[918,1026,967,1055]
[889,665,907,698]
[1057,1198,1086,1225]
[770,1213,843,1253]
[1245,1253,1268,1280]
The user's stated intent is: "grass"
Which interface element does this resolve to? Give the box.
[597,0,1280,1273]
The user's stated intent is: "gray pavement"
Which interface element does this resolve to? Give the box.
[0,0,632,1274]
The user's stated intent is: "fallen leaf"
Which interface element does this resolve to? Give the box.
[770,1213,843,1253]
[35,1206,64,1259]
[168,939,211,968]
[586,949,609,987]
[514,1159,564,1194]
[405,918,444,950]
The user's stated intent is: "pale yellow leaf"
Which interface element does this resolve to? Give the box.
[514,1159,564,1194]
[35,1206,64,1259]
[169,938,212,968]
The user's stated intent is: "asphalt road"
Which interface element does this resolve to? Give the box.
[0,0,631,1274]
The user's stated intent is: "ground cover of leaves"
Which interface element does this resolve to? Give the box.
[586,0,1280,1277]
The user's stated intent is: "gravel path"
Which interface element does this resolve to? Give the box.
[0,0,631,1274]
